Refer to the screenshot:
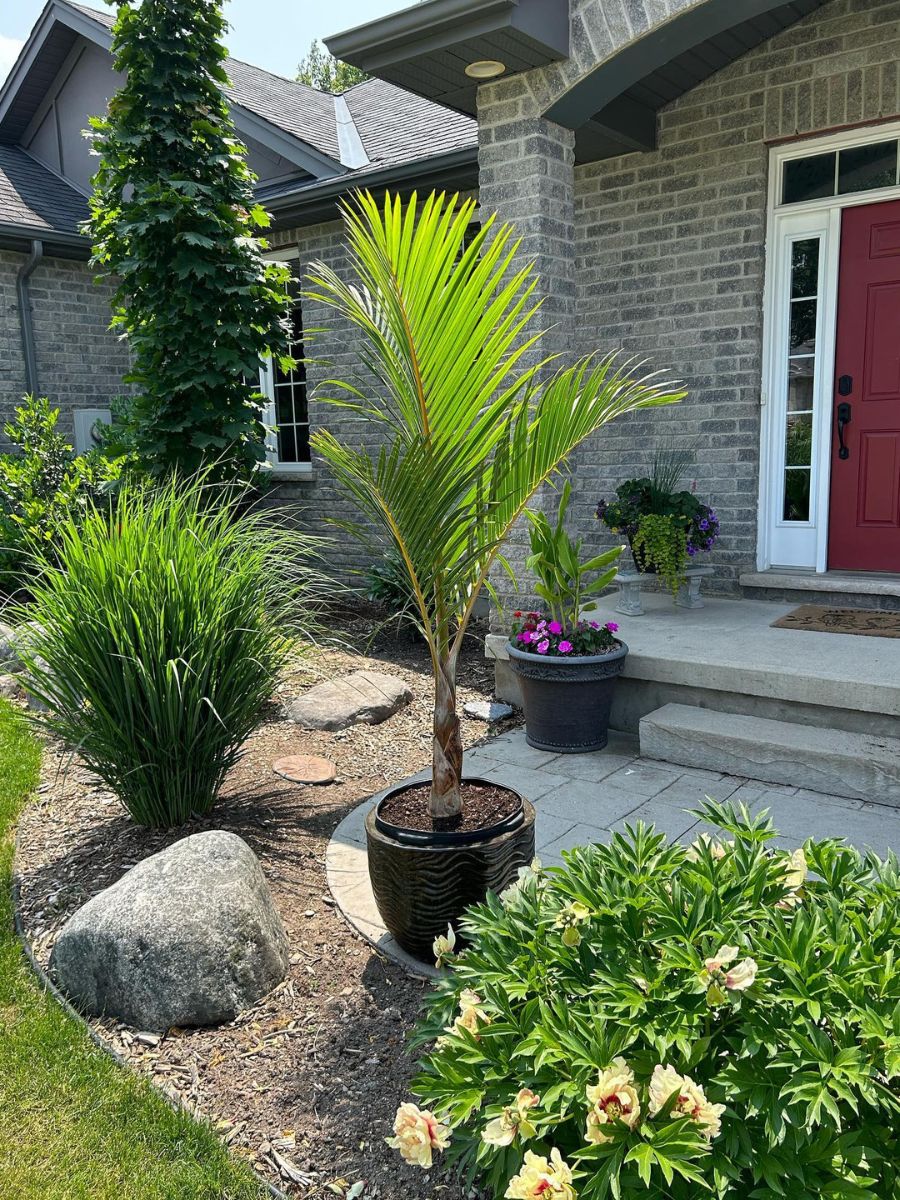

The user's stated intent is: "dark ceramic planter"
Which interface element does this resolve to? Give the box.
[507,640,629,754]
[366,780,536,962]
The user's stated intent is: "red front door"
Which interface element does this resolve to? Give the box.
[828,199,900,572]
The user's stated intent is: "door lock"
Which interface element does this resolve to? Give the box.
[837,401,852,461]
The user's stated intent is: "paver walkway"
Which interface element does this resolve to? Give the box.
[326,728,900,976]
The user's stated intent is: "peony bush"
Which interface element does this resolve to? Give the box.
[390,802,900,1198]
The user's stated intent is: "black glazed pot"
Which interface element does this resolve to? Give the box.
[507,640,628,754]
[366,779,536,962]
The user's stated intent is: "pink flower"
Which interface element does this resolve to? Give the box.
[548,621,563,635]
[606,622,619,633]
[518,632,532,643]
[536,621,547,632]
[536,639,550,655]
[558,641,573,654]
[590,621,600,629]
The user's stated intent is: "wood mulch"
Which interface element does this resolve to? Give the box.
[14,610,518,1200]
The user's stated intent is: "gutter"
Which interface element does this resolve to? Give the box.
[16,238,43,395]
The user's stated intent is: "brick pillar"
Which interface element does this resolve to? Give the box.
[477,77,577,618]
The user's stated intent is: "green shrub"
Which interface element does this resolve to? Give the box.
[394,802,900,1198]
[0,396,122,593]
[16,476,322,827]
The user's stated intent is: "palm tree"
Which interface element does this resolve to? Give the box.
[307,191,685,820]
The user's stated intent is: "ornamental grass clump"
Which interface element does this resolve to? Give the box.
[16,477,321,827]
[394,802,900,1198]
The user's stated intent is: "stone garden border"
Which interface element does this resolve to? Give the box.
[10,828,290,1200]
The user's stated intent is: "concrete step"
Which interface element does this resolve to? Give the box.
[488,594,900,739]
[740,570,900,611]
[640,703,900,807]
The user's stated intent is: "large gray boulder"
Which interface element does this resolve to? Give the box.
[287,669,412,731]
[50,831,290,1032]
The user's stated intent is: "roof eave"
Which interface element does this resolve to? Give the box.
[265,145,478,226]
[0,221,90,257]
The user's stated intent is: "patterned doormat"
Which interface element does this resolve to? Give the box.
[772,604,900,638]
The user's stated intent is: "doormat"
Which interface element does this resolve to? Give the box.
[771,604,900,638]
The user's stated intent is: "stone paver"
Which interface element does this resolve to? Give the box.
[326,730,900,973]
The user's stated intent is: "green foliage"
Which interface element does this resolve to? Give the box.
[524,481,623,628]
[366,548,420,632]
[15,475,322,827]
[0,706,264,1200]
[0,396,121,593]
[407,804,900,1199]
[631,513,688,597]
[295,40,368,91]
[306,190,685,816]
[88,0,293,480]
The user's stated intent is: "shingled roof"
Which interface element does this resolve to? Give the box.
[0,144,88,236]
[0,1,477,242]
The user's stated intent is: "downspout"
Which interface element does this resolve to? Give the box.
[16,239,43,395]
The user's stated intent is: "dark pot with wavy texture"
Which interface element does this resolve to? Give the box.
[507,641,629,754]
[366,780,536,962]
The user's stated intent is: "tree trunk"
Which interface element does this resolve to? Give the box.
[430,655,463,818]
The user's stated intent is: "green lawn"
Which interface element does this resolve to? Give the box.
[0,701,265,1200]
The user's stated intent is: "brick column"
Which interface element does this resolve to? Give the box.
[477,77,578,618]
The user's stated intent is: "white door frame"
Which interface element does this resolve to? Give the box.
[759,120,900,572]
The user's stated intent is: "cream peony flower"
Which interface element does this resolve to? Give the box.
[483,1088,541,1147]
[500,858,544,905]
[585,1058,641,1143]
[686,832,731,862]
[386,1103,451,1168]
[704,945,739,973]
[505,1148,576,1199]
[555,901,591,947]
[433,923,456,968]
[724,957,758,991]
[453,989,491,1038]
[777,848,808,909]
[648,1064,725,1141]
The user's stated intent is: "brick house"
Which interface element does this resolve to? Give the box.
[3,0,900,597]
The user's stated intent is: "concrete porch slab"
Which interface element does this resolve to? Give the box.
[488,594,900,736]
[326,729,900,976]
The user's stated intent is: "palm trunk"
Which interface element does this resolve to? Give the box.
[430,653,463,818]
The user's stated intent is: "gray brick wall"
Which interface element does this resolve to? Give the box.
[567,0,900,593]
[0,249,129,445]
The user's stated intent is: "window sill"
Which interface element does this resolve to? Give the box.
[267,465,317,483]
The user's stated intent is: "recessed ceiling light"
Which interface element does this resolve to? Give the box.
[465,59,506,80]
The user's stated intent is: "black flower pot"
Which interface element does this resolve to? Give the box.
[366,780,536,962]
[507,641,628,754]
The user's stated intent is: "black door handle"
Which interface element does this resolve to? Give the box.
[837,401,852,461]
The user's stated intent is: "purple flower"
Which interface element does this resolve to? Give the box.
[537,639,550,655]
[558,640,573,654]
[590,621,600,629]
[548,620,563,635]
[687,544,697,556]
[536,621,547,632]
[699,519,710,532]
[706,537,714,549]
[606,622,619,633]
[518,631,532,643]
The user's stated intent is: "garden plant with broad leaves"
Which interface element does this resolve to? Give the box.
[307,190,684,819]
[88,0,293,478]
[387,802,900,1197]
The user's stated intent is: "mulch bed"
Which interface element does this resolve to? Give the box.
[14,610,516,1199]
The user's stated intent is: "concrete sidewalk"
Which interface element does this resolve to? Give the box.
[326,728,900,976]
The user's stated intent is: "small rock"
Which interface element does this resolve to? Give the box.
[286,671,412,732]
[0,674,26,701]
[50,831,290,1032]
[464,700,514,723]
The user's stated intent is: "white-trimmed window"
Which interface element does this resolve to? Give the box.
[260,250,311,472]
[759,120,900,571]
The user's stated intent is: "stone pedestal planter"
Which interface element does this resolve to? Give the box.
[366,781,535,962]
[507,641,628,753]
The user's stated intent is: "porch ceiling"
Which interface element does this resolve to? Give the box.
[326,0,570,117]
[550,0,831,163]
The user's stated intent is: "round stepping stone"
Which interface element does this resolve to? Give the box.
[273,755,336,785]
